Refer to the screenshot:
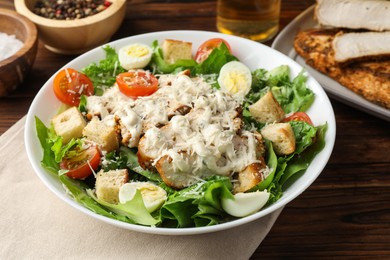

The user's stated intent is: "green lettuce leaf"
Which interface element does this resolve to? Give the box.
[150,40,197,74]
[86,188,159,226]
[248,65,315,114]
[160,176,233,228]
[290,120,318,155]
[82,45,126,95]
[250,139,277,191]
[103,147,162,182]
[35,116,59,174]
[150,40,237,82]
[77,95,88,113]
[192,42,238,77]
[250,122,327,205]
[280,123,328,186]
[60,175,129,222]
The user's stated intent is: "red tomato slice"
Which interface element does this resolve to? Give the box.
[60,143,101,180]
[53,68,94,106]
[116,71,158,98]
[283,112,313,125]
[195,38,232,63]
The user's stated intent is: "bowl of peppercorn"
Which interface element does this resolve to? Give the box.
[15,0,126,55]
[0,8,38,96]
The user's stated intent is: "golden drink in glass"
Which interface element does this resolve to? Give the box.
[217,0,281,42]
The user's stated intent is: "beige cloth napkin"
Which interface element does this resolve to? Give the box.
[0,116,282,260]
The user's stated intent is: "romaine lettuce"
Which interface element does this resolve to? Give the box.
[150,40,197,74]
[82,45,126,96]
[150,40,237,80]
[249,65,315,113]
[160,176,234,227]
[35,116,60,174]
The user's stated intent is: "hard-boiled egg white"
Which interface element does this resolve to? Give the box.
[217,61,252,101]
[119,182,167,213]
[221,191,270,217]
[118,43,153,70]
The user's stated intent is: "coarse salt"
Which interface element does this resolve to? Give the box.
[0,32,23,62]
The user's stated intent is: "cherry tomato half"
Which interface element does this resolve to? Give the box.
[195,38,232,63]
[116,71,158,98]
[60,143,101,180]
[53,68,94,106]
[283,112,313,125]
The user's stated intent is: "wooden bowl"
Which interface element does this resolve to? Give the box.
[15,0,126,55]
[0,8,38,96]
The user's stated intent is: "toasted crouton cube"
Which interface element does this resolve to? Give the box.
[83,117,119,152]
[249,91,285,123]
[261,123,296,155]
[51,107,86,144]
[95,169,129,204]
[234,162,266,193]
[161,39,192,64]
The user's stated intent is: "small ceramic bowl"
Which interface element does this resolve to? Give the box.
[0,8,38,96]
[15,0,126,55]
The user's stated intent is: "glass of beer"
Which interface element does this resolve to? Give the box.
[217,0,281,42]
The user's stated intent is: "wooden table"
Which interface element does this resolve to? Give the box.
[1,1,389,258]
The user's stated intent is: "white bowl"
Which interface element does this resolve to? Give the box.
[24,30,336,235]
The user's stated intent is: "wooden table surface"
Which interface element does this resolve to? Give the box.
[1,0,389,258]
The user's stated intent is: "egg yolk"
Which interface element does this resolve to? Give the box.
[127,45,149,57]
[222,72,247,94]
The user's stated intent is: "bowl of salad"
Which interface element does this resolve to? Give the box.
[25,30,335,235]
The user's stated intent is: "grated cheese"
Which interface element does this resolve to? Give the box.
[87,72,265,187]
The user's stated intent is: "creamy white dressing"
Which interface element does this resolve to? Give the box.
[86,72,263,187]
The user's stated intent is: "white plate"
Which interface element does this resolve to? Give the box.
[272,5,390,122]
[24,30,336,235]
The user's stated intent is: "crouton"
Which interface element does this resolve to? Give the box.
[83,117,119,152]
[260,123,296,155]
[249,91,285,123]
[161,39,192,64]
[234,161,266,193]
[95,169,129,204]
[51,107,86,144]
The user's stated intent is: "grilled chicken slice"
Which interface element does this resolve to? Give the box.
[294,28,390,109]
[333,31,390,63]
[315,0,390,32]
[137,125,175,170]
[155,152,202,189]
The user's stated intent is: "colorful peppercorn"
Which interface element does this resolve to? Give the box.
[34,0,112,20]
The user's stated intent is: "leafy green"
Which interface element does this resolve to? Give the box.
[86,189,159,226]
[160,176,234,227]
[60,175,129,222]
[77,95,88,113]
[191,43,238,77]
[248,120,327,206]
[35,117,59,174]
[280,123,327,186]
[250,140,277,191]
[36,116,85,166]
[149,40,237,82]
[52,138,84,164]
[150,40,197,74]
[103,147,162,182]
[82,45,126,96]
[102,150,129,172]
[248,65,315,114]
[290,120,318,155]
